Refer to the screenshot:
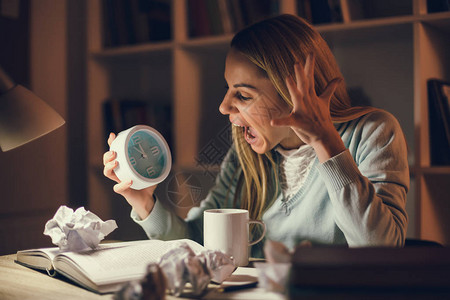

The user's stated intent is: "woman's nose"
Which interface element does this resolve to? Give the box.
[219,94,237,115]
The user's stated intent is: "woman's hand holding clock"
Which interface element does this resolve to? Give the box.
[103,133,157,220]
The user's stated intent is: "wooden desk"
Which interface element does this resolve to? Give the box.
[0,254,284,300]
[0,254,112,300]
[0,254,193,300]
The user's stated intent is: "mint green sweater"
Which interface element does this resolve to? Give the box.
[131,110,409,257]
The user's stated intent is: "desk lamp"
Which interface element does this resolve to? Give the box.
[0,66,65,151]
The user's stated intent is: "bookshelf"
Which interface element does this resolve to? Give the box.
[86,0,450,244]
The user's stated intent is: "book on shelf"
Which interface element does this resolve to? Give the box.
[187,0,279,38]
[343,0,413,21]
[144,0,172,42]
[297,0,313,23]
[15,239,205,294]
[205,0,224,35]
[102,0,117,47]
[237,0,279,27]
[129,0,150,44]
[188,0,212,37]
[217,0,233,34]
[427,0,450,13]
[297,0,343,24]
[228,0,245,32]
[427,79,450,165]
[102,0,136,47]
[102,0,171,48]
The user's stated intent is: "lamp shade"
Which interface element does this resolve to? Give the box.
[0,67,65,152]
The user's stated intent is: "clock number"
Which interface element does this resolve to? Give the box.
[130,157,137,166]
[132,135,142,145]
[146,166,156,177]
[151,146,160,156]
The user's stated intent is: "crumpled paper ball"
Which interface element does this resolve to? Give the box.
[158,243,210,297]
[157,243,235,296]
[44,205,118,251]
[115,242,235,299]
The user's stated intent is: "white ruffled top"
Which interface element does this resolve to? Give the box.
[276,144,317,201]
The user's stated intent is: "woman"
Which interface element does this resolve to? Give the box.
[103,14,409,257]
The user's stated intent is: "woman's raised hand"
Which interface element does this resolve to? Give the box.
[271,53,346,162]
[103,133,157,219]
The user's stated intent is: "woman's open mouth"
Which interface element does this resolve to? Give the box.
[232,123,258,144]
[233,123,258,145]
[244,126,258,144]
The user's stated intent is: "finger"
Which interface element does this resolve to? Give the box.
[304,53,315,95]
[286,75,302,111]
[320,77,343,103]
[113,180,133,194]
[294,61,308,96]
[103,160,120,182]
[103,150,116,165]
[107,132,116,147]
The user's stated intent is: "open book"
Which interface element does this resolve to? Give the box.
[15,239,205,294]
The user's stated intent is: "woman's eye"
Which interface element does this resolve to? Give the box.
[224,84,252,101]
[236,92,252,101]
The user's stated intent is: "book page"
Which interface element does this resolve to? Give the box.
[16,247,64,271]
[53,239,203,284]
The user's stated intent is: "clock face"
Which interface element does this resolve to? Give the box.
[127,130,166,179]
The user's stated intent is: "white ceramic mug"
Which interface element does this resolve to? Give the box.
[203,208,266,267]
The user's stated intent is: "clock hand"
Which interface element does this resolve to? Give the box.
[134,144,148,158]
[139,144,148,158]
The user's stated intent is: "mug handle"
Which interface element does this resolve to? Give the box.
[248,220,266,246]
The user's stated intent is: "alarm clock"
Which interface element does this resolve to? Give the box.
[109,125,172,190]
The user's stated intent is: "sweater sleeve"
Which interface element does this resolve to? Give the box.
[316,111,409,247]
[130,147,241,243]
[130,197,188,240]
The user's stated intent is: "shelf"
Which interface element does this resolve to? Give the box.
[89,12,450,58]
[419,166,450,175]
[179,34,233,49]
[420,11,450,23]
[91,41,174,59]
[317,15,417,32]
[90,36,233,59]
[420,11,450,30]
[410,166,450,176]
[317,11,450,32]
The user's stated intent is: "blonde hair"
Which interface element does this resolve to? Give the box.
[230,14,378,222]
